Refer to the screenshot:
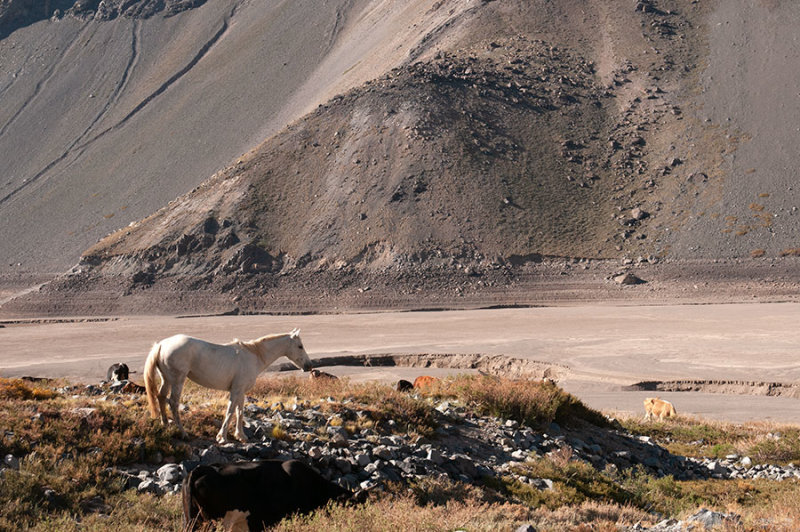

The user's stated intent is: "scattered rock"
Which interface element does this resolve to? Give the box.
[156,463,183,483]
[614,272,646,285]
[687,508,740,530]
[4,454,19,470]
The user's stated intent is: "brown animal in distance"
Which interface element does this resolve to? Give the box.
[643,397,677,421]
[413,375,439,389]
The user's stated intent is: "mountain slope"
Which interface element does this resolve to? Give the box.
[0,0,480,272]
[3,0,800,315]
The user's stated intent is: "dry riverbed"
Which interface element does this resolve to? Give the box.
[2,303,799,423]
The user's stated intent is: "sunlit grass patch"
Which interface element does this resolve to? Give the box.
[446,375,609,428]
[0,377,59,400]
[620,416,800,465]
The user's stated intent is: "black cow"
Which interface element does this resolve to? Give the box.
[182,460,351,531]
[106,363,129,382]
[396,379,414,392]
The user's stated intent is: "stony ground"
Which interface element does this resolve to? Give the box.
[9,379,790,523]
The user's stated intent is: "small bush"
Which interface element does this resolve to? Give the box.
[621,416,800,465]
[0,378,58,400]
[449,376,608,428]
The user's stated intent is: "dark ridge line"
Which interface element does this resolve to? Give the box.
[69,20,141,154]
[325,1,347,54]
[67,1,239,155]
[108,8,232,131]
[0,317,119,325]
[3,20,143,207]
[0,4,235,207]
[0,21,92,139]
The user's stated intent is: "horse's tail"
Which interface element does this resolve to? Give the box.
[144,342,162,419]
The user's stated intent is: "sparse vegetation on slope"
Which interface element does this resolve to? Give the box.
[621,416,800,466]
[1,376,799,530]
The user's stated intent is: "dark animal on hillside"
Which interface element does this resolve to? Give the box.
[309,369,338,380]
[120,381,146,394]
[20,376,51,383]
[396,379,414,392]
[412,375,439,389]
[107,363,129,382]
[182,459,351,531]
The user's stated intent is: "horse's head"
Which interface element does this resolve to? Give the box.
[286,328,312,372]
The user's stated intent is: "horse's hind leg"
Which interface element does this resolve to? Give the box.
[157,378,170,425]
[169,377,188,439]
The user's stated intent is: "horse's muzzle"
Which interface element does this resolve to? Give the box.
[303,362,313,372]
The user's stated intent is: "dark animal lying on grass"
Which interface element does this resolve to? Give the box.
[182,459,351,531]
[396,379,414,392]
[106,363,129,382]
[120,381,146,394]
[309,369,338,380]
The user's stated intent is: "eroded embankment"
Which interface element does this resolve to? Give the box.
[271,353,566,380]
[271,352,800,401]
[625,380,800,399]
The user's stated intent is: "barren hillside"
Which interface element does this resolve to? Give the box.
[2,0,799,315]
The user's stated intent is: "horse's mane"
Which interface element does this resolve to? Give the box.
[230,333,290,357]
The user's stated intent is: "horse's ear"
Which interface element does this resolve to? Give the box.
[290,328,300,338]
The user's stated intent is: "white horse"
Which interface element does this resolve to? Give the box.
[144,328,312,443]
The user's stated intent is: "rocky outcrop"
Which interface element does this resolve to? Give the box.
[0,0,205,37]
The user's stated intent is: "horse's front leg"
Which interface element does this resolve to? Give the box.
[217,398,236,444]
[231,391,248,443]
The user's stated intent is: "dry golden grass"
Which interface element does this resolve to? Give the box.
[275,489,653,532]
[446,375,609,428]
[2,376,800,530]
[0,377,59,400]
[250,376,440,436]
[619,415,800,465]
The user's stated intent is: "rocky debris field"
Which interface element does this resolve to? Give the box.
[628,508,743,532]
[6,381,797,504]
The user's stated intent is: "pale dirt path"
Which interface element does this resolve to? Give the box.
[2,303,799,423]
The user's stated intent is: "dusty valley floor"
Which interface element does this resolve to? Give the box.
[2,303,799,424]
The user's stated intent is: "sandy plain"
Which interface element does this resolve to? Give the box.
[2,303,799,424]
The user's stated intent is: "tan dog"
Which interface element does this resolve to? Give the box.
[643,397,677,421]
[413,375,439,389]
